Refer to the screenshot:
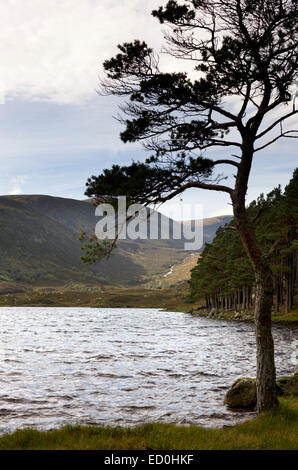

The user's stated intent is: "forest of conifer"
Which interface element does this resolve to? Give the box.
[189,169,298,315]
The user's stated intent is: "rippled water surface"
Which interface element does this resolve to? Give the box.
[0,307,296,434]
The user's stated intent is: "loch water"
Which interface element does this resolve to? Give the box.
[0,307,296,435]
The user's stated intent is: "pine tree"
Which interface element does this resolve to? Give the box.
[85,1,298,412]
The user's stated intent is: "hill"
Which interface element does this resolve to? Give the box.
[0,195,231,290]
[182,215,233,243]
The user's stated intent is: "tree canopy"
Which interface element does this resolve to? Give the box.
[86,0,297,206]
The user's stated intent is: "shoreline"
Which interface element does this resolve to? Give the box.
[187,308,298,326]
[1,287,298,325]
[0,395,296,450]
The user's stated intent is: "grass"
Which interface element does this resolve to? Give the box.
[0,397,296,450]
[190,302,298,324]
[272,305,298,323]
[151,253,200,289]
[1,286,298,322]
[1,287,298,325]
[0,286,203,313]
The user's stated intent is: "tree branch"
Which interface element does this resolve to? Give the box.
[255,130,298,152]
[153,180,233,205]
[211,159,239,168]
[256,109,298,140]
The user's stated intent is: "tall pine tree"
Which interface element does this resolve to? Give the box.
[85,1,298,412]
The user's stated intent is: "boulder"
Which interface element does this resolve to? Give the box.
[276,375,298,396]
[225,375,298,410]
[224,378,256,409]
[209,308,218,317]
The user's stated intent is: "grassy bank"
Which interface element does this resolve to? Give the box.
[1,287,298,323]
[191,305,298,324]
[0,397,297,450]
[0,286,203,313]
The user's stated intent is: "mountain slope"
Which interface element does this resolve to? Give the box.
[0,195,231,289]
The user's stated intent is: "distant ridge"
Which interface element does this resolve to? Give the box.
[182,215,233,243]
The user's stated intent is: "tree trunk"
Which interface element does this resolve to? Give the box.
[232,198,277,413]
[254,265,278,412]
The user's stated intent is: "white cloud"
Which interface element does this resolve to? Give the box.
[0,0,296,211]
[9,175,28,194]
[207,206,233,218]
[0,0,163,104]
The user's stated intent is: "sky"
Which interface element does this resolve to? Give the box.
[0,0,297,219]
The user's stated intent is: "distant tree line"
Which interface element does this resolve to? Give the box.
[189,168,298,314]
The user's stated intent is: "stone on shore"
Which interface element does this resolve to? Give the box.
[224,378,257,409]
[275,375,298,396]
[225,374,298,409]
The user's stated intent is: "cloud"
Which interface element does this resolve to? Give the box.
[0,0,297,220]
[9,175,28,195]
[0,0,163,104]
[207,206,233,218]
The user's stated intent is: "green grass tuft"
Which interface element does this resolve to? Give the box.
[0,397,297,450]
